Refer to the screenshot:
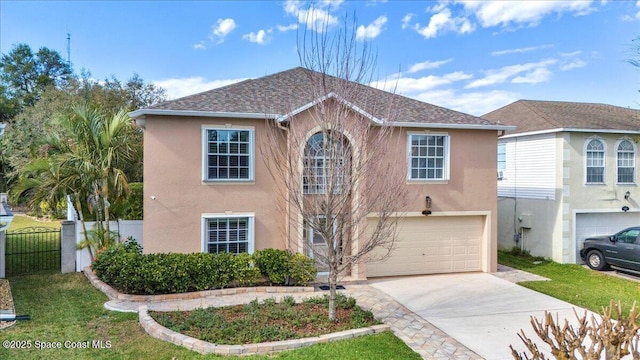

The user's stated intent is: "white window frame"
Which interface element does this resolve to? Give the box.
[407,133,450,181]
[616,139,636,184]
[585,138,605,185]
[201,213,255,254]
[497,143,506,180]
[202,126,255,182]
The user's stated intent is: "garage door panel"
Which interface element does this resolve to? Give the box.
[366,216,484,277]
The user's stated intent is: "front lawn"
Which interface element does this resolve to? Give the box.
[0,272,420,359]
[498,251,640,317]
[7,214,61,231]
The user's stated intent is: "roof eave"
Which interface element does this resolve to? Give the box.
[500,127,640,139]
[391,122,515,131]
[128,109,280,120]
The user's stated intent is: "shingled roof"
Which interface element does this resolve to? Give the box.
[131,67,509,130]
[482,100,640,135]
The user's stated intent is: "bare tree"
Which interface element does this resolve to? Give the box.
[511,301,640,360]
[261,15,409,320]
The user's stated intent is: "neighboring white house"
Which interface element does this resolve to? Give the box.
[484,100,640,264]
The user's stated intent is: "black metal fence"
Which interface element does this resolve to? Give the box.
[5,227,61,276]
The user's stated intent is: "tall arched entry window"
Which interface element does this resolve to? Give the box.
[303,131,350,194]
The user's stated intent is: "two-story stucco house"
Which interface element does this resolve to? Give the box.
[483,100,640,264]
[129,67,512,280]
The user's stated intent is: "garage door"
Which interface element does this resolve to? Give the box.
[366,216,483,277]
[575,212,640,263]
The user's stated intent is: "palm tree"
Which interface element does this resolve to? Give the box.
[12,104,141,256]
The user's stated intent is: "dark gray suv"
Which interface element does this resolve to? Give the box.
[580,227,640,273]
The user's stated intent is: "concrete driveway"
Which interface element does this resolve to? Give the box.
[369,273,595,360]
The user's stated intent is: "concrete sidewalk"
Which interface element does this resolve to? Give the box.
[369,272,595,360]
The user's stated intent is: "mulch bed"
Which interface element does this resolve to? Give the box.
[0,280,13,310]
[0,279,16,329]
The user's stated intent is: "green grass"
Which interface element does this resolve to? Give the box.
[498,251,640,317]
[7,215,61,231]
[0,272,420,359]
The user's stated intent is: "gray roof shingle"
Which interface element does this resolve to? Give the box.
[141,67,502,128]
[482,100,640,135]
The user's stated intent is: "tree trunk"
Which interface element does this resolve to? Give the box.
[102,180,111,244]
[74,196,93,259]
[328,267,338,321]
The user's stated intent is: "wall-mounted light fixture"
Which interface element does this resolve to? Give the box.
[625,191,631,200]
[422,196,432,216]
[622,205,630,212]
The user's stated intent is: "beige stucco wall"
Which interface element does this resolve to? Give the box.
[142,115,285,254]
[141,108,499,273]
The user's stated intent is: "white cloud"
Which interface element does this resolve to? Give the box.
[407,59,453,73]
[210,18,237,44]
[412,89,519,116]
[153,77,247,99]
[457,0,596,29]
[401,13,414,29]
[369,71,472,93]
[277,23,298,32]
[284,0,338,32]
[621,0,640,21]
[492,44,553,56]
[560,59,587,71]
[414,8,475,39]
[356,16,387,41]
[193,41,206,50]
[465,59,557,88]
[243,29,273,45]
[512,67,553,84]
[560,50,582,57]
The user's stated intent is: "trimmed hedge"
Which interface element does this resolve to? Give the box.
[91,240,317,295]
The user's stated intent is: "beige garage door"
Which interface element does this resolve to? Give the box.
[366,216,483,277]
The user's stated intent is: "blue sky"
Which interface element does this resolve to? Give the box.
[2,0,639,115]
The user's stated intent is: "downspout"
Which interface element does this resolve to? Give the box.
[276,120,293,252]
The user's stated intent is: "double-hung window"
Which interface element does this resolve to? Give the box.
[203,215,254,254]
[617,140,635,184]
[585,139,605,184]
[408,134,449,181]
[204,128,254,181]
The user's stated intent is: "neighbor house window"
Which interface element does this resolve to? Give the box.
[617,140,635,184]
[204,128,254,181]
[303,132,349,194]
[497,143,506,180]
[409,134,449,180]
[585,139,605,184]
[203,216,254,254]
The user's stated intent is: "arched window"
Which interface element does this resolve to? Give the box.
[585,139,605,184]
[303,132,349,194]
[617,140,635,183]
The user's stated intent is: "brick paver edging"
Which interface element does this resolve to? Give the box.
[83,266,315,302]
[139,305,390,355]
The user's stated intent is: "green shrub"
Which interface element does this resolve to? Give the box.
[288,252,317,285]
[233,253,261,287]
[254,249,317,286]
[93,246,317,295]
[254,249,291,285]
